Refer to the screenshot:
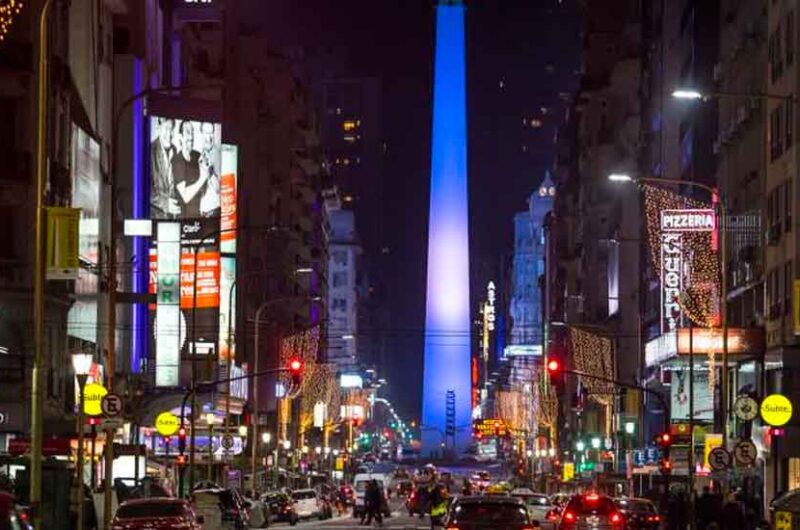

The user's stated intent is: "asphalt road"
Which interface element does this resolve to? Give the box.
[259,510,435,530]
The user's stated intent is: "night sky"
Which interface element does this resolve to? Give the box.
[253,0,581,419]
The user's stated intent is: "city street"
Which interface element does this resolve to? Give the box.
[262,512,434,530]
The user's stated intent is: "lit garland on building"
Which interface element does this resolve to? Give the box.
[643,184,720,327]
[570,327,615,435]
[0,1,24,43]
[536,373,558,444]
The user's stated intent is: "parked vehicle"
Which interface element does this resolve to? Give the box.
[110,498,203,530]
[260,491,298,526]
[191,488,247,530]
[241,496,270,528]
[291,488,329,521]
[511,488,555,529]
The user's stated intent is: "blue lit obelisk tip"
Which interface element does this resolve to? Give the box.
[421,0,472,456]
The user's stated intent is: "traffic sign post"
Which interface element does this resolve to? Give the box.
[101,393,123,418]
[733,440,757,467]
[708,447,732,471]
[733,396,759,422]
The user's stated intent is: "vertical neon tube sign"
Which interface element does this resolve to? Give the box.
[421,0,472,455]
[131,59,147,373]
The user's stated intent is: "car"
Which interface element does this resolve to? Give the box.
[191,488,248,530]
[291,488,328,520]
[613,498,661,529]
[511,489,555,529]
[261,491,299,525]
[557,493,625,529]
[110,498,203,530]
[444,495,537,530]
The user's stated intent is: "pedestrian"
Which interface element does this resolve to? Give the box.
[722,492,744,530]
[462,478,473,496]
[429,484,449,530]
[362,479,383,526]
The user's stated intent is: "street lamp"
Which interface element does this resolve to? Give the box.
[283,440,292,451]
[262,432,272,445]
[206,413,216,481]
[548,448,556,458]
[608,173,634,182]
[238,424,248,437]
[672,86,795,102]
[591,437,601,449]
[72,352,93,530]
[576,440,586,452]
[671,89,704,100]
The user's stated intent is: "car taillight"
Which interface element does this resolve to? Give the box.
[585,493,599,501]
[446,527,460,530]
[546,509,559,521]
[563,511,577,522]
[648,514,661,522]
[611,512,623,524]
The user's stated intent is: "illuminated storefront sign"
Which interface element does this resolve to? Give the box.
[503,344,543,357]
[229,363,248,401]
[670,368,713,421]
[155,222,181,387]
[340,374,364,388]
[676,327,765,355]
[660,209,715,232]
[660,233,683,332]
[473,418,508,437]
[761,394,793,426]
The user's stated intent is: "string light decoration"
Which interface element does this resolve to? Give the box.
[570,327,615,435]
[298,363,341,435]
[0,1,24,43]
[279,326,321,398]
[536,372,559,444]
[642,184,720,327]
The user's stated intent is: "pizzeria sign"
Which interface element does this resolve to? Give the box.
[661,209,716,232]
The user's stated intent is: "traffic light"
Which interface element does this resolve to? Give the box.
[656,432,672,448]
[177,426,187,454]
[289,357,304,386]
[176,454,187,466]
[659,457,672,475]
[546,358,565,390]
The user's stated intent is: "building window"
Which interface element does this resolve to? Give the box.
[342,120,358,132]
[786,260,793,315]
[787,98,794,148]
[788,11,795,67]
[332,250,348,266]
[787,179,793,232]
[332,271,348,288]
[331,298,347,312]
[771,106,785,160]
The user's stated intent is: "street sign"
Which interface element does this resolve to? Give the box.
[221,434,234,450]
[709,447,732,471]
[101,393,123,418]
[761,394,793,426]
[83,383,108,416]
[733,440,758,466]
[155,411,180,436]
[734,396,759,422]
[100,418,124,430]
[776,511,792,530]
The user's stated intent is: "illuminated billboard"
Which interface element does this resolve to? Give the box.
[670,368,713,421]
[150,116,223,219]
[70,124,101,265]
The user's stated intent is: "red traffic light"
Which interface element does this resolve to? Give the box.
[178,427,187,439]
[289,358,303,372]
[658,432,672,447]
[176,454,187,466]
[546,359,561,374]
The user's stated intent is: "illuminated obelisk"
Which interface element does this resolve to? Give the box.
[421,0,472,456]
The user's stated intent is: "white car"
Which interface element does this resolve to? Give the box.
[352,473,390,519]
[511,489,555,529]
[291,488,324,520]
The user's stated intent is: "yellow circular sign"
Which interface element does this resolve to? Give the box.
[83,383,108,416]
[761,394,793,426]
[155,412,180,436]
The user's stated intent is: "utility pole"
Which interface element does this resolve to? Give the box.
[30,2,54,528]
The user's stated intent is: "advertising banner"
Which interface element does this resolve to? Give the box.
[46,207,81,280]
[670,368,713,422]
[150,116,222,220]
[219,256,236,363]
[70,124,101,265]
[155,222,182,386]
[220,144,238,253]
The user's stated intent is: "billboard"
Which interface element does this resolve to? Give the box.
[70,124,101,264]
[670,368,713,422]
[503,344,543,357]
[150,116,222,219]
[676,327,765,356]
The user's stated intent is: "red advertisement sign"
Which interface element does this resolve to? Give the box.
[220,171,237,250]
[180,250,220,308]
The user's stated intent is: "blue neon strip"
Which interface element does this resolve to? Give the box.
[421,3,472,455]
[130,59,146,373]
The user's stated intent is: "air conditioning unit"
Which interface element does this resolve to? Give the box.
[713,62,724,83]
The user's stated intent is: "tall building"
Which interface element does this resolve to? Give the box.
[765,0,800,498]
[505,175,554,386]
[421,0,472,455]
[323,188,361,374]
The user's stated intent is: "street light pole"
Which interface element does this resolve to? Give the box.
[72,352,93,530]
